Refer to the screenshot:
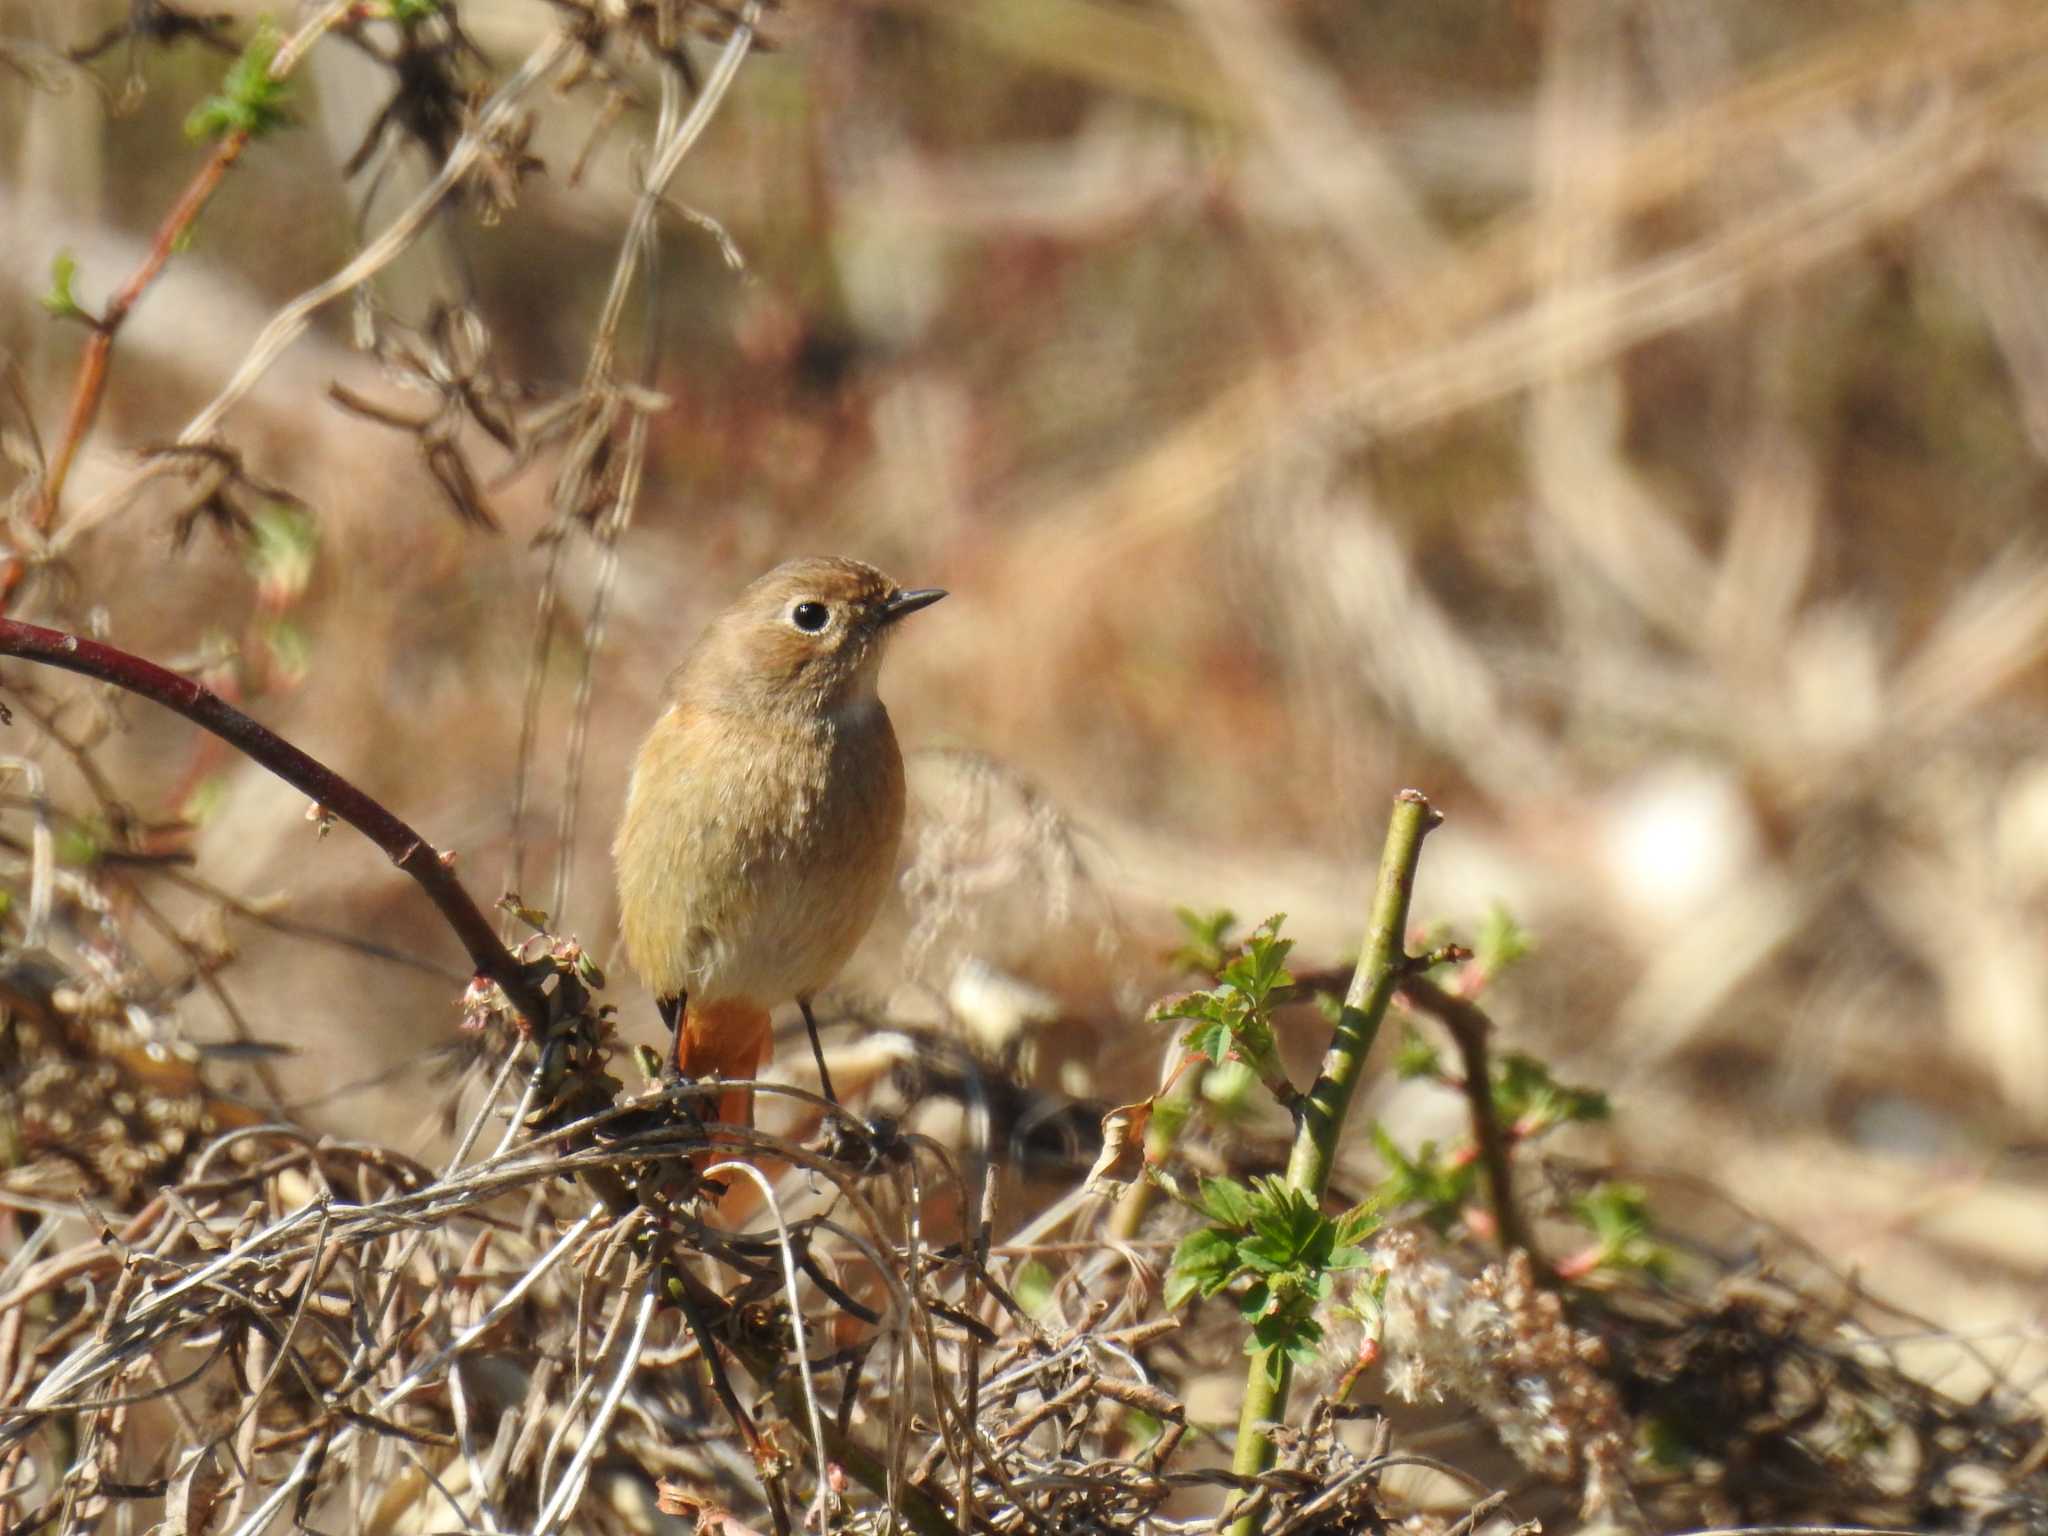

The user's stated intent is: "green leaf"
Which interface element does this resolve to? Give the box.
[55,819,105,868]
[1161,1268,1201,1312]
[260,617,311,685]
[39,250,84,320]
[1369,1123,1475,1226]
[1393,1021,1443,1080]
[1177,1017,1228,1065]
[1494,1052,1610,1131]
[1332,1200,1380,1249]
[384,0,443,19]
[1572,1182,1670,1278]
[1197,1176,1254,1228]
[1249,1307,1320,1357]
[1169,906,1236,976]
[1474,904,1534,974]
[1199,1059,1257,1114]
[186,27,295,142]
[1012,1259,1058,1318]
[1237,1234,1291,1273]
[1153,914,1301,1109]
[1168,1226,1232,1274]
[1219,914,1293,1006]
[1165,1227,1237,1308]
[1238,1279,1272,1322]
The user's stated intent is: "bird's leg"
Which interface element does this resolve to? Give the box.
[653,991,717,1141]
[796,995,840,1107]
[656,993,685,1083]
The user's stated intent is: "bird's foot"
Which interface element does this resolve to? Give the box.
[812,1110,908,1172]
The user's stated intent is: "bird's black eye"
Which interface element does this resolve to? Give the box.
[791,600,830,633]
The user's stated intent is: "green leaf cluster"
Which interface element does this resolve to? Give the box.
[1368,1123,1475,1227]
[1371,1049,1606,1226]
[1168,906,1237,977]
[1150,914,1296,1104]
[1494,1051,1609,1133]
[1473,903,1534,975]
[245,502,319,606]
[1571,1182,1670,1278]
[40,251,87,322]
[186,28,294,142]
[1166,1174,1377,1384]
[55,817,109,869]
[1392,1021,1442,1081]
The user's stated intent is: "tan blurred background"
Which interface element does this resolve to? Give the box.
[2,0,2045,1381]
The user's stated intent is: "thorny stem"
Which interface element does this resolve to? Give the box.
[24,1,355,556]
[33,134,247,539]
[0,619,550,1030]
[1394,973,1541,1268]
[1228,789,1439,1533]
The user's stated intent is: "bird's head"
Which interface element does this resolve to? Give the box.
[680,556,945,720]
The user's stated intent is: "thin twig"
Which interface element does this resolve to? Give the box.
[33,135,246,535]
[28,2,357,540]
[177,34,573,449]
[1394,973,1540,1267]
[543,9,758,923]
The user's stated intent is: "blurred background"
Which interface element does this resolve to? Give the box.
[2,0,2045,1392]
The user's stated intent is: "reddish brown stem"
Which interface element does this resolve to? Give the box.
[1395,971,1541,1270]
[34,130,251,533]
[0,618,550,1030]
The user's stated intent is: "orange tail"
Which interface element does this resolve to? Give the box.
[675,997,773,1127]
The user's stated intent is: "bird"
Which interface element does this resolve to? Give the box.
[612,556,945,1127]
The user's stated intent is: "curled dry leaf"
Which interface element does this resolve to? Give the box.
[1086,1096,1154,1194]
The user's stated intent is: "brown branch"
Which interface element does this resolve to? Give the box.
[1393,972,1541,1269]
[28,1,358,552]
[0,618,549,1030]
[34,129,253,538]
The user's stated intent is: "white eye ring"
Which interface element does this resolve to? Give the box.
[789,599,831,633]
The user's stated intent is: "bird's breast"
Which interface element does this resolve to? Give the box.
[614,703,907,1004]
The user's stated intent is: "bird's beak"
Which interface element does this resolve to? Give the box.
[880,587,947,624]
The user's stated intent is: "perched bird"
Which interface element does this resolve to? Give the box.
[613,557,944,1125]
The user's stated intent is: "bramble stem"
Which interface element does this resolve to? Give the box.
[27,2,354,549]
[1395,973,1540,1267]
[33,131,249,536]
[1227,789,1439,1532]
[0,619,549,1030]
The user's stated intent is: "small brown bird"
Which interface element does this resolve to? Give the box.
[613,557,945,1125]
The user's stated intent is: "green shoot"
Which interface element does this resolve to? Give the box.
[1562,1182,1670,1280]
[186,28,294,142]
[1165,1173,1378,1385]
[1150,913,1299,1110]
[1168,905,1238,976]
[39,251,90,323]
